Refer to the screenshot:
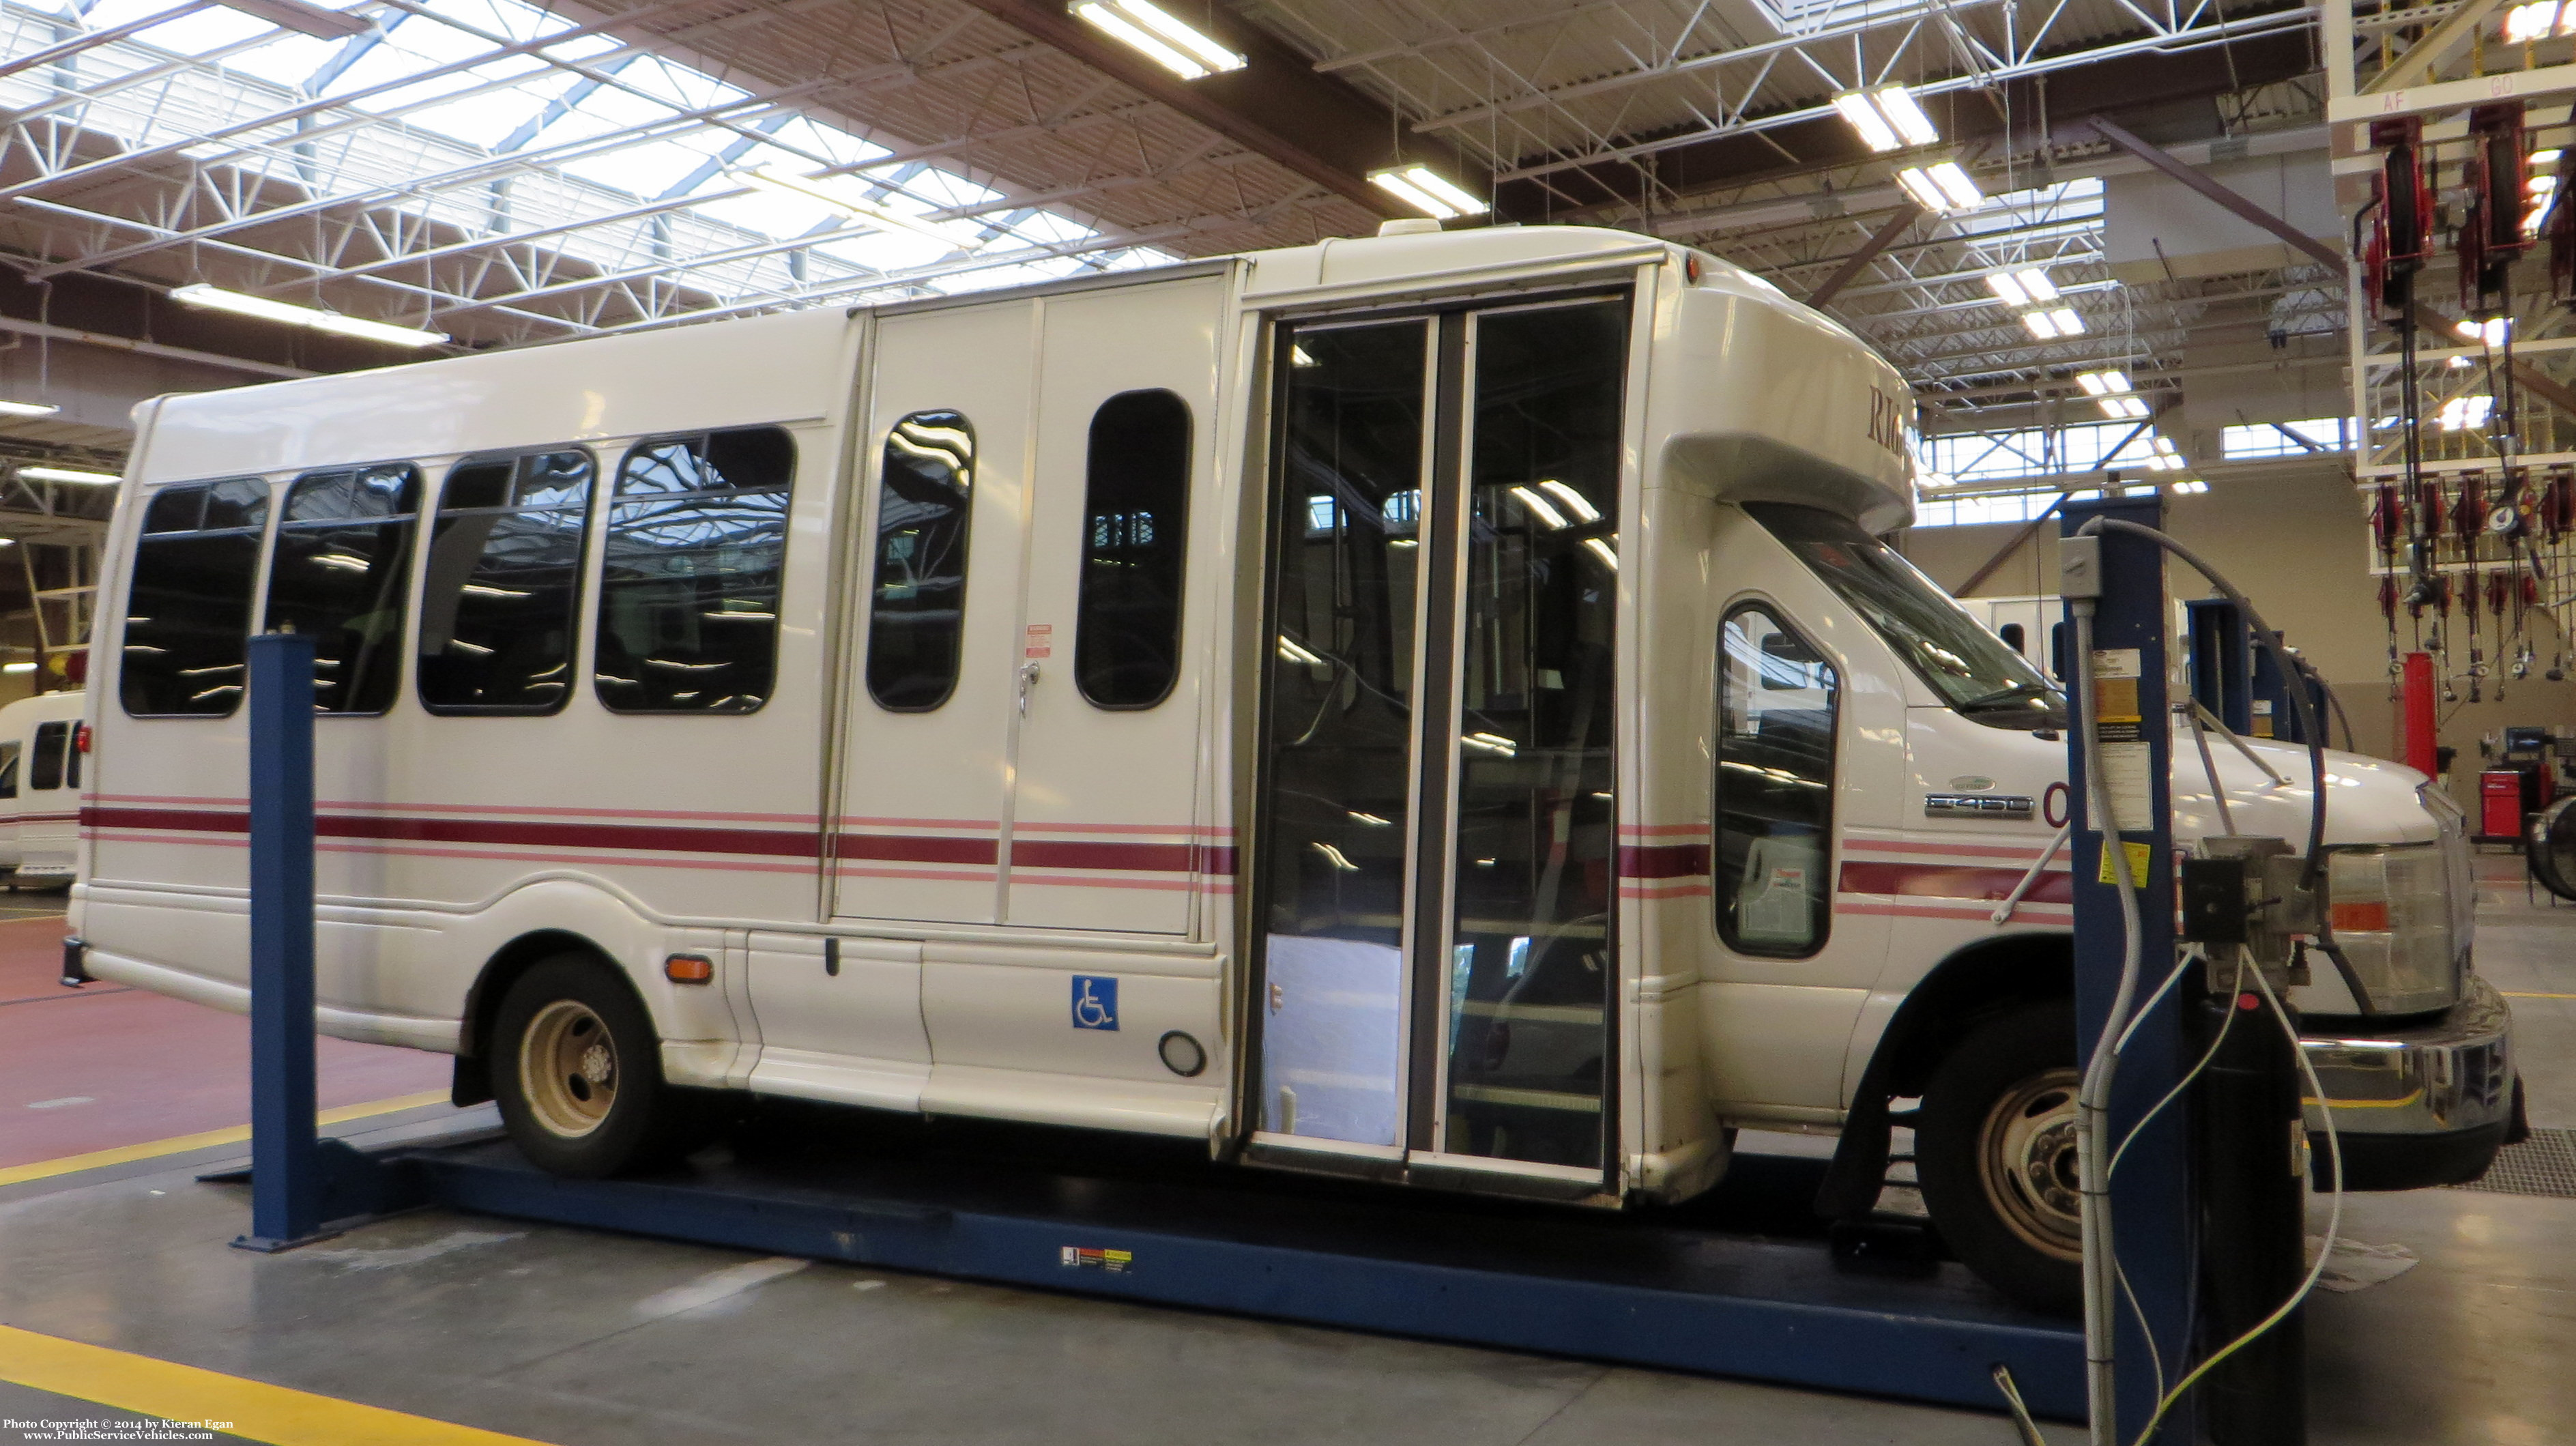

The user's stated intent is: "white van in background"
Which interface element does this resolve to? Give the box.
[0,689,85,888]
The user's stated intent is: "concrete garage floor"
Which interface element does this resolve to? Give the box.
[0,863,2568,1446]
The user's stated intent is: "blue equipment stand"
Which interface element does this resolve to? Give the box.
[2061,497,2197,1443]
[230,631,395,1252]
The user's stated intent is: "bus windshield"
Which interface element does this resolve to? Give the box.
[1748,503,2067,732]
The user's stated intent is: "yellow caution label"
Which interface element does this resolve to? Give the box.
[2092,676,2142,723]
[2097,839,2154,885]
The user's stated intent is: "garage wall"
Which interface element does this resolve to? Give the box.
[1892,463,2576,811]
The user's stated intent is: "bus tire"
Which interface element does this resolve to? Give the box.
[1915,998,2083,1316]
[493,953,693,1178]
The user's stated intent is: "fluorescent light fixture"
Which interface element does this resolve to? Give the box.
[170,284,446,347]
[2504,0,2564,41]
[1290,345,1319,367]
[1832,93,1900,153]
[2532,172,2559,193]
[736,167,986,251]
[1347,811,1392,826]
[1984,267,2058,306]
[1508,485,1569,530]
[19,465,118,485]
[212,0,369,41]
[1277,637,1325,666]
[2534,149,2564,167]
[1535,479,1601,523]
[2075,369,2122,396]
[1833,85,1940,153]
[2019,306,2085,339]
[1894,161,1983,214]
[2171,479,2209,494]
[1310,841,1359,871]
[1582,536,1620,570]
[1462,732,1519,756]
[0,401,59,418]
[0,662,31,674]
[2437,394,2495,431]
[1074,0,1245,79]
[2457,317,2510,345]
[1369,165,1488,220]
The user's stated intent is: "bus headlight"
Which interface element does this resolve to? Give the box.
[2324,843,2464,1016]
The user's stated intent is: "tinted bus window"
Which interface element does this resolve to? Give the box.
[0,741,18,798]
[266,463,420,714]
[595,427,795,714]
[30,721,68,791]
[120,478,270,717]
[865,411,974,712]
[418,450,594,714]
[1716,605,1838,957]
[1074,390,1190,709]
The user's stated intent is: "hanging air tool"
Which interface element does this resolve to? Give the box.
[2367,117,2440,609]
[2465,106,2532,468]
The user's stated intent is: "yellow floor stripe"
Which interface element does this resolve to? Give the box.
[0,1090,452,1189]
[0,1323,550,1445]
[2502,991,2576,999]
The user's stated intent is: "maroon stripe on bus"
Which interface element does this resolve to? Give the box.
[1011,838,1195,873]
[1838,859,2071,903]
[87,805,1228,873]
[1618,843,1711,879]
[835,833,997,866]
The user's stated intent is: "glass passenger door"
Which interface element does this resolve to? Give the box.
[1252,294,1630,1191]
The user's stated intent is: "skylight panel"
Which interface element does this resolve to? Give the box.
[419,0,584,46]
[559,135,728,201]
[110,6,278,57]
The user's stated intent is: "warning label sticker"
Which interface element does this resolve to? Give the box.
[1060,1245,1133,1273]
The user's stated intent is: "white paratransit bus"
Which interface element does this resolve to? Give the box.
[0,688,86,888]
[73,225,2513,1312]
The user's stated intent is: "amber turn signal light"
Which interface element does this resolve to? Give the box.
[664,953,714,985]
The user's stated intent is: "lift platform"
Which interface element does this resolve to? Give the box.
[322,1110,2083,1422]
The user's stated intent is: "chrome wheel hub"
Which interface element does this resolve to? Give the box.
[1979,1066,2083,1261]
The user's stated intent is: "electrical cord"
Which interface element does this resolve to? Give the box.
[2124,958,2345,1446]
[2070,600,2148,1446]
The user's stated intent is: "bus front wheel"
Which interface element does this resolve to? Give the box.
[493,953,695,1178]
[1915,998,2084,1316]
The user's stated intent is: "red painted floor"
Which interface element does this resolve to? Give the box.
[0,915,450,1169]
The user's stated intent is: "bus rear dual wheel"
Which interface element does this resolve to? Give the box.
[1915,999,2085,1316]
[492,953,707,1177]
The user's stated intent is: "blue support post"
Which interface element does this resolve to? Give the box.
[2061,496,2197,1444]
[235,629,325,1254]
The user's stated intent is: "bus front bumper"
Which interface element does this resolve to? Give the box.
[2300,973,2517,1191]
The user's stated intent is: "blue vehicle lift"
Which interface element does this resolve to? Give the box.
[225,635,2096,1426]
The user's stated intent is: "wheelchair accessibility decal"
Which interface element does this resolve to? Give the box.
[1071,974,1119,1030]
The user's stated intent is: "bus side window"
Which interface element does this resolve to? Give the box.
[29,722,67,792]
[595,426,795,714]
[119,478,270,718]
[1715,605,1838,957]
[0,740,18,799]
[267,463,420,714]
[418,449,595,714]
[865,411,974,712]
[1075,390,1190,709]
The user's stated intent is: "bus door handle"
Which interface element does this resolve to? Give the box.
[1017,661,1040,717]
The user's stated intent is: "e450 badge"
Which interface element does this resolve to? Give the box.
[1060,1245,1133,1273]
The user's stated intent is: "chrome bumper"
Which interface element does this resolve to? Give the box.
[2300,973,2514,1139]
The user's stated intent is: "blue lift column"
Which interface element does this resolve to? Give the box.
[234,629,326,1254]
[2061,495,2196,1444]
